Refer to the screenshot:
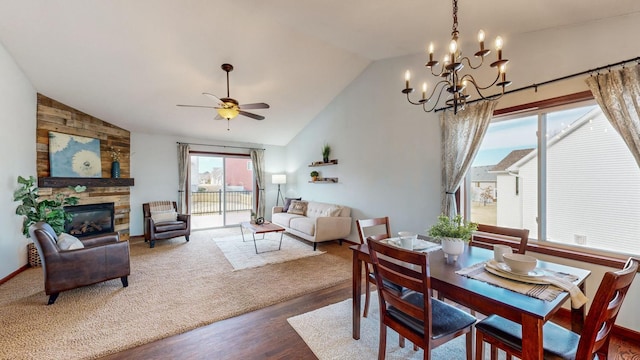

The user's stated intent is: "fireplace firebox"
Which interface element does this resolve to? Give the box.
[64,203,115,238]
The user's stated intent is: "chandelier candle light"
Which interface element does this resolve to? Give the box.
[402,0,511,114]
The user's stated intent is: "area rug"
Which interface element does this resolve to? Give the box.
[288,293,498,360]
[0,228,351,360]
[213,232,325,270]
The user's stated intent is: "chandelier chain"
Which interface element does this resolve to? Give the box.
[452,0,459,34]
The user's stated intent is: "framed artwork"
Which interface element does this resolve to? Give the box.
[49,131,102,177]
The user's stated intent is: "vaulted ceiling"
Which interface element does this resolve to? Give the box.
[1,0,639,146]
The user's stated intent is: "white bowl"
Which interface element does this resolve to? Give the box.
[502,253,537,274]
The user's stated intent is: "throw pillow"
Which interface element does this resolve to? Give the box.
[327,206,343,217]
[287,200,308,216]
[57,233,85,251]
[151,210,178,223]
[283,197,301,212]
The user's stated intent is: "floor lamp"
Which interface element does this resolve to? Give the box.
[272,174,286,206]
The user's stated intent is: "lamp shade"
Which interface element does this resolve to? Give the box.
[272,174,287,184]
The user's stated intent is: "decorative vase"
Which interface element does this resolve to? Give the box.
[27,242,41,267]
[441,237,466,262]
[111,161,121,178]
[323,156,329,163]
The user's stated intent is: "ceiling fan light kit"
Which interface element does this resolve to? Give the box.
[402,0,511,114]
[177,63,269,130]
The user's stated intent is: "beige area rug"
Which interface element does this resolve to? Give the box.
[0,228,352,360]
[213,231,325,270]
[288,292,500,360]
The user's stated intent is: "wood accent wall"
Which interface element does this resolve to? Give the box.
[36,94,132,240]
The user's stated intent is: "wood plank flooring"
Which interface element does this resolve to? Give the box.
[101,280,640,359]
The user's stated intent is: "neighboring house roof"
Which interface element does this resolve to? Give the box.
[489,148,535,173]
[470,165,498,182]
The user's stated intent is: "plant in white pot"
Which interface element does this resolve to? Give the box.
[428,214,478,262]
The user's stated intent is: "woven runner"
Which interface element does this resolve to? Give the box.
[456,260,587,307]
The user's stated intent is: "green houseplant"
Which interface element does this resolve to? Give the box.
[322,144,331,163]
[13,175,84,238]
[310,170,320,181]
[428,214,478,261]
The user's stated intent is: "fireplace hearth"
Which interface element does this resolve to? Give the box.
[64,203,115,238]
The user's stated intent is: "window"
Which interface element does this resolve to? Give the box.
[468,100,640,256]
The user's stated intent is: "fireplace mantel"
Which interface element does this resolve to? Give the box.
[38,177,135,188]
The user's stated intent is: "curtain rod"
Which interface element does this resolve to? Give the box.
[177,142,265,151]
[435,56,640,112]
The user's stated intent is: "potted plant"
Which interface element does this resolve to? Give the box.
[310,170,320,181]
[428,214,478,261]
[322,144,331,163]
[13,175,85,266]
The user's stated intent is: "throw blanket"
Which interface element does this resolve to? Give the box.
[149,200,173,212]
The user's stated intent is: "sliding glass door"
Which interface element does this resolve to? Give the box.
[189,154,254,229]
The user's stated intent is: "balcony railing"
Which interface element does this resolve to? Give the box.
[191,190,253,215]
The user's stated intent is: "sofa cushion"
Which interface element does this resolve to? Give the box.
[272,212,305,227]
[290,217,316,236]
[287,200,308,215]
[321,205,343,217]
[283,197,301,212]
[155,221,187,232]
[57,233,85,251]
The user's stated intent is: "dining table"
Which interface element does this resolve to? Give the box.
[351,241,591,360]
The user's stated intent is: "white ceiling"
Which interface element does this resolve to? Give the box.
[1,0,639,146]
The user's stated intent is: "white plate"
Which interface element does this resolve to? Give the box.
[488,261,547,278]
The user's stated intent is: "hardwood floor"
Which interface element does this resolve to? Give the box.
[101,280,640,360]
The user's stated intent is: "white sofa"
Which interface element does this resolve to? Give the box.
[271,201,352,250]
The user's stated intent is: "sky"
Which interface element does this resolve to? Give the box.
[473,105,597,166]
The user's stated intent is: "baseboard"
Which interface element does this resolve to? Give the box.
[0,264,29,285]
[556,308,640,342]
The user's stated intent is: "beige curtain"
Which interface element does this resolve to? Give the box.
[177,143,190,213]
[250,149,265,218]
[585,64,640,168]
[441,100,497,217]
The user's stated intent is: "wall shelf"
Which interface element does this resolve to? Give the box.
[309,159,338,167]
[309,177,338,184]
[38,177,135,188]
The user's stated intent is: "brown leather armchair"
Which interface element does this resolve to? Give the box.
[143,201,190,248]
[29,222,130,305]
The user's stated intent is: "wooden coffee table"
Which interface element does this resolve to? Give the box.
[240,221,286,254]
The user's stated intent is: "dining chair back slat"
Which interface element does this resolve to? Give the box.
[471,224,529,255]
[356,217,394,318]
[368,238,476,360]
[475,257,638,360]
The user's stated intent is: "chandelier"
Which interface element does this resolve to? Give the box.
[402,0,511,114]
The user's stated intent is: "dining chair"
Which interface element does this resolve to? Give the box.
[470,224,530,255]
[368,237,476,360]
[475,257,639,360]
[356,217,400,318]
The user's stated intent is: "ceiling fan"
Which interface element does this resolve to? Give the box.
[177,63,270,130]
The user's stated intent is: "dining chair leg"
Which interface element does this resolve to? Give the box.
[475,330,484,360]
[399,335,405,348]
[466,331,473,360]
[378,322,387,360]
[363,277,371,317]
[490,345,498,360]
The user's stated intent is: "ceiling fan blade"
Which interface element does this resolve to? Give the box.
[202,92,224,105]
[239,111,265,120]
[214,114,224,120]
[239,102,270,110]
[177,104,217,109]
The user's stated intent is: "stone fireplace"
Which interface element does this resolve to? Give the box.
[64,203,115,238]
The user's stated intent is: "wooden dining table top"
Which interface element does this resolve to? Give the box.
[350,242,592,360]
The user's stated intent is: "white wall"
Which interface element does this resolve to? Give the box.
[284,12,640,330]
[129,132,286,236]
[284,54,443,241]
[0,41,36,279]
